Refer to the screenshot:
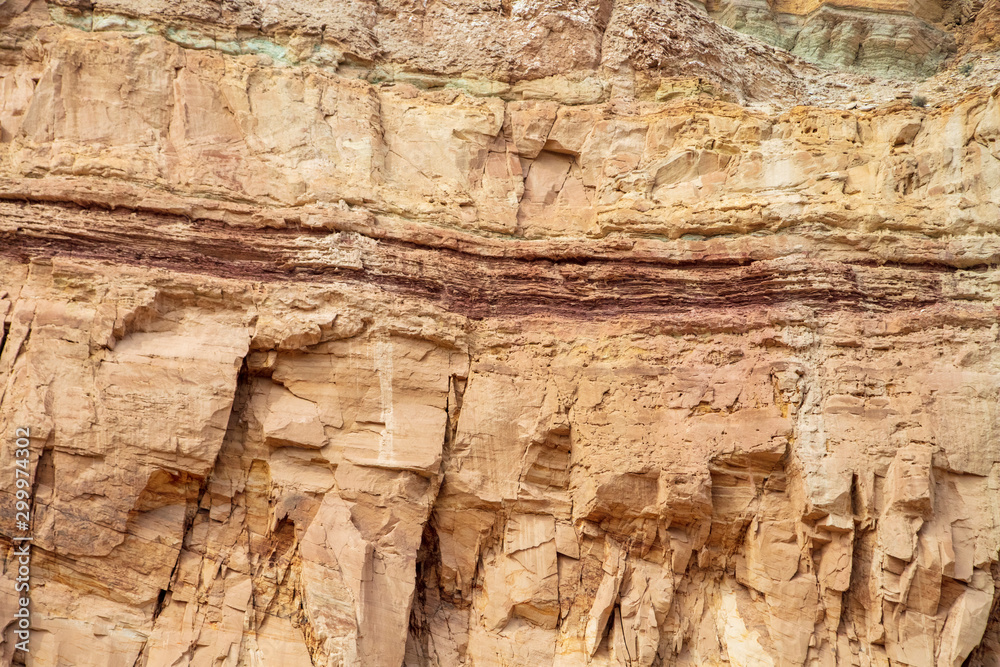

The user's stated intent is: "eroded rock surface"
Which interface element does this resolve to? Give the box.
[1,1,1000,666]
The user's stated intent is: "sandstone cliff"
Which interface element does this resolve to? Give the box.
[2,0,1000,666]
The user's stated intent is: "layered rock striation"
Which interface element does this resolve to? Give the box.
[703,0,959,79]
[2,1,1000,666]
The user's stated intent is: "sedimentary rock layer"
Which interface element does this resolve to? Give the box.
[708,1,956,78]
[1,1,1000,666]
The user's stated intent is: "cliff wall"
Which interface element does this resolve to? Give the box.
[2,1,1000,666]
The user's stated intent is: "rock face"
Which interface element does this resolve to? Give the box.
[703,0,957,79]
[2,1,1000,666]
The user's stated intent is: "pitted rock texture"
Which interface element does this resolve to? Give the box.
[2,1,1000,667]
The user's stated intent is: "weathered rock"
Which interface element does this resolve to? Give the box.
[1,1,1000,666]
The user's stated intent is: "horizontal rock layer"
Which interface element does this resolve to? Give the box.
[708,1,955,78]
[2,2,1000,667]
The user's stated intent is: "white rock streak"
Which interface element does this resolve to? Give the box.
[374,336,395,464]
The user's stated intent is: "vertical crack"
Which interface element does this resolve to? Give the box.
[0,321,9,360]
[147,354,252,629]
[130,639,148,667]
[405,371,468,665]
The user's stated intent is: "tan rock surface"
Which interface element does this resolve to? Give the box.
[2,1,1000,666]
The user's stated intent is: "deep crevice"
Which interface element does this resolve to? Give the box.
[148,354,253,629]
[0,321,9,360]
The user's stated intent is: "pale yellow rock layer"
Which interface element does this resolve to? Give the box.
[1,1,1000,666]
